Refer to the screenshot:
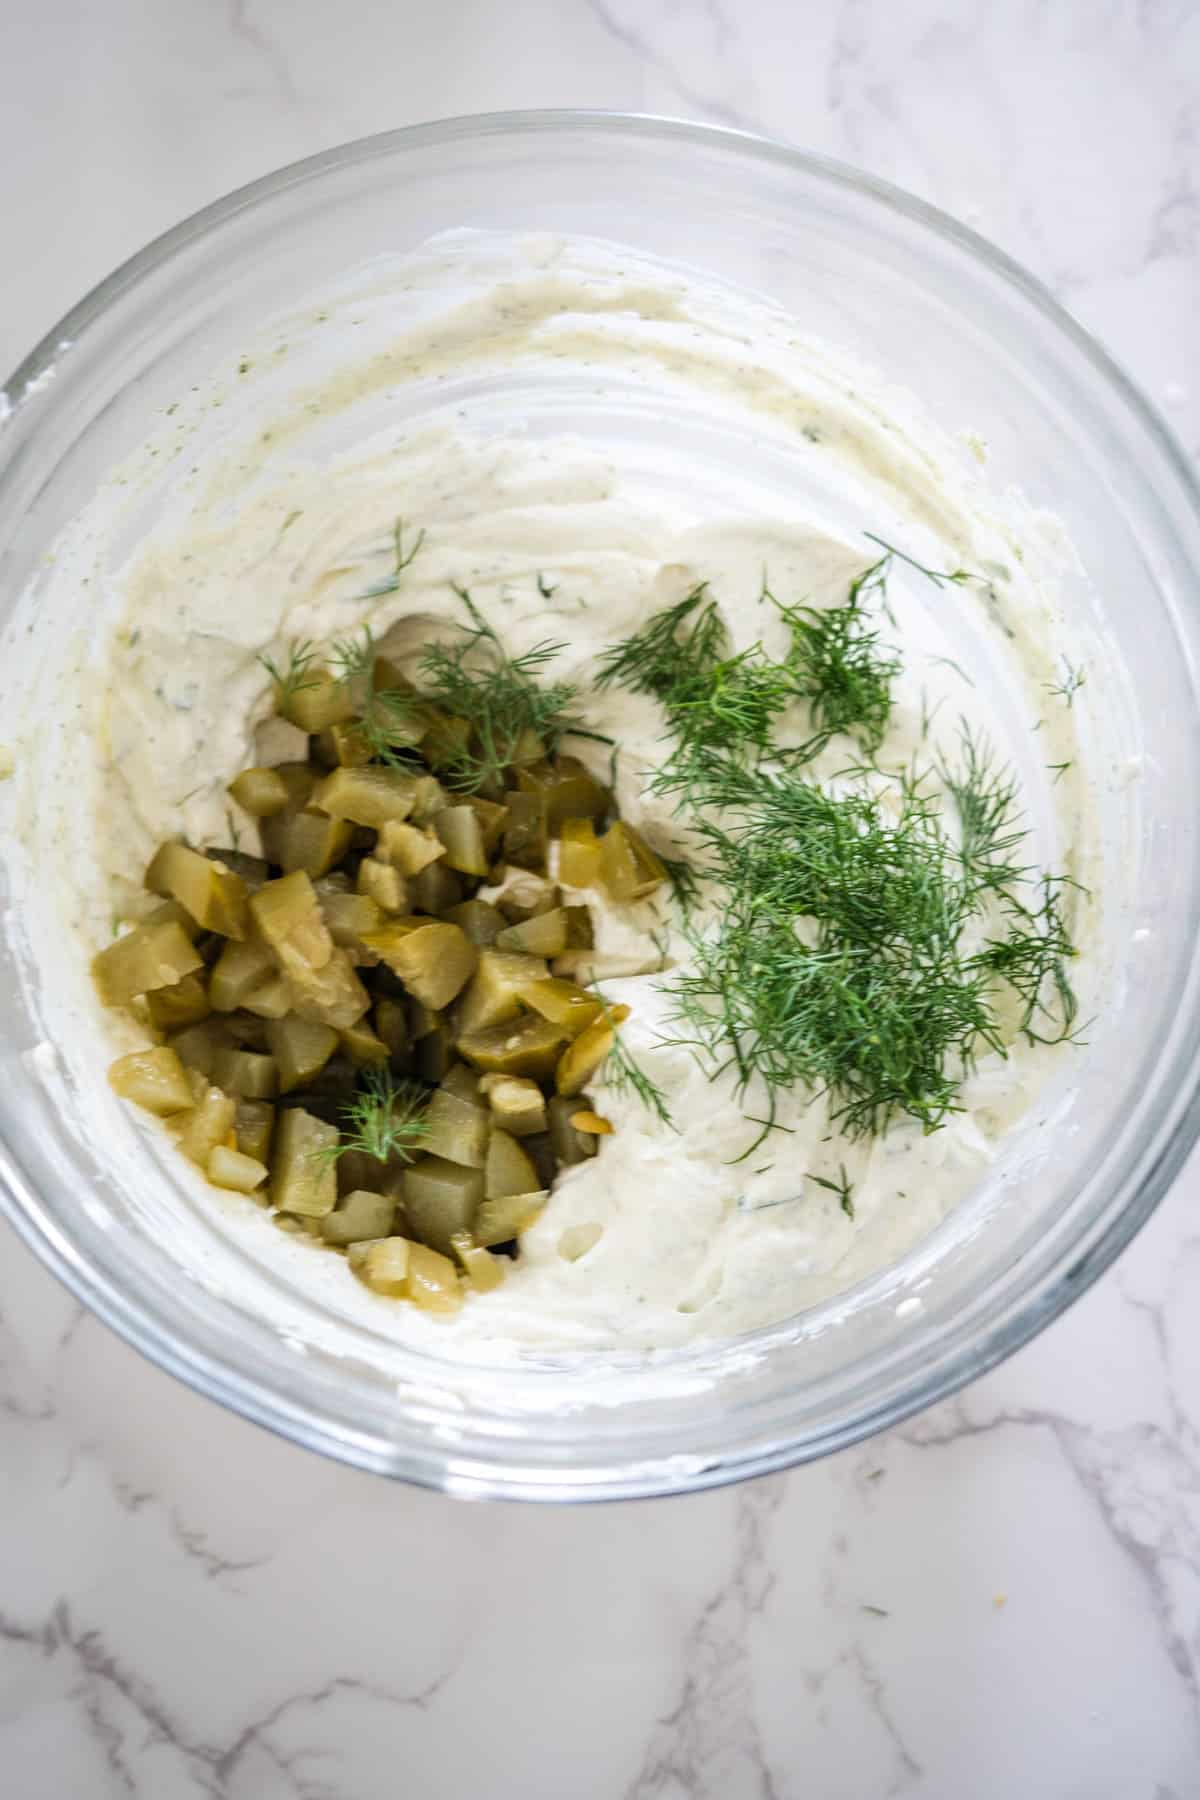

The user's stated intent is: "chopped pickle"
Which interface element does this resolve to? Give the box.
[408,773,450,824]
[320,890,383,956]
[474,1190,548,1248]
[322,1189,396,1247]
[457,1015,567,1082]
[315,721,373,769]
[178,1085,238,1168]
[251,871,333,980]
[209,937,276,1012]
[409,861,464,915]
[265,1015,338,1093]
[416,1023,453,1084]
[142,898,202,942]
[144,972,211,1032]
[356,858,409,915]
[239,976,292,1020]
[445,899,505,947]
[269,762,318,812]
[235,1098,275,1164]
[262,807,354,878]
[558,1222,603,1262]
[466,797,509,853]
[495,874,558,923]
[354,1236,412,1296]
[421,1088,489,1167]
[255,715,310,767]
[548,1094,600,1165]
[404,1156,484,1255]
[286,945,370,1031]
[364,920,477,1011]
[495,909,568,958]
[405,1242,463,1313]
[279,666,357,733]
[225,1011,269,1049]
[570,1109,613,1135]
[555,1006,629,1096]
[377,819,446,876]
[207,1144,269,1193]
[228,767,290,818]
[518,757,609,832]
[523,1132,560,1190]
[108,1046,194,1116]
[312,765,418,829]
[374,998,410,1059]
[502,791,548,870]
[433,805,489,876]
[565,905,594,949]
[168,1017,235,1078]
[421,712,473,770]
[449,1230,506,1293]
[144,842,250,939]
[559,817,602,887]
[271,1106,338,1217]
[94,920,204,1006]
[598,820,668,902]
[211,1048,279,1099]
[440,1062,481,1102]
[338,1018,390,1067]
[455,949,547,1036]
[205,847,272,891]
[406,995,442,1040]
[485,1128,539,1199]
[517,977,602,1036]
[479,1073,548,1137]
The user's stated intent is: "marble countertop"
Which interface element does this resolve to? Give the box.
[3,3,1199,1795]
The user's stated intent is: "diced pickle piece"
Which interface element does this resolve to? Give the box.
[408,774,450,824]
[433,806,489,876]
[212,1048,279,1099]
[404,1157,484,1255]
[239,976,292,1020]
[374,999,410,1060]
[523,1132,559,1190]
[356,859,409,914]
[312,766,418,829]
[251,872,333,979]
[314,721,373,768]
[377,819,446,876]
[439,1062,481,1102]
[449,1230,506,1293]
[168,1017,235,1078]
[479,1074,548,1138]
[555,1006,629,1096]
[457,1015,567,1082]
[517,977,602,1036]
[455,949,547,1036]
[265,1015,338,1093]
[565,905,594,949]
[495,908,568,958]
[255,715,310,767]
[177,1085,238,1168]
[353,1236,412,1297]
[416,1022,453,1084]
[421,1088,489,1168]
[205,846,272,890]
[363,921,477,1011]
[570,1109,613,1135]
[94,920,204,1006]
[320,890,384,956]
[271,1107,338,1217]
[278,666,357,733]
[261,807,354,878]
[421,712,473,770]
[466,797,509,854]
[559,817,602,887]
[228,767,290,818]
[144,842,250,939]
[474,1191,548,1248]
[502,791,548,871]
[142,898,202,942]
[209,937,277,1012]
[599,821,668,902]
[485,1128,539,1200]
[108,1046,194,1116]
[559,1222,604,1262]
[287,946,370,1030]
[405,1242,463,1314]
[445,899,505,946]
[409,861,464,915]
[235,1098,275,1164]
[548,1094,600,1165]
[518,757,609,832]
[268,762,318,812]
[321,1189,397,1246]
[338,1018,390,1067]
[495,874,558,923]
[144,972,211,1032]
[208,1144,269,1192]
[406,995,442,1041]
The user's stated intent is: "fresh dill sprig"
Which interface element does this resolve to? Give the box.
[810,1165,855,1220]
[597,995,675,1127]
[771,583,900,756]
[595,585,723,703]
[1048,658,1086,707]
[320,1069,430,1166]
[363,517,426,597]
[257,639,319,708]
[862,532,980,590]
[657,850,701,915]
[937,725,1028,891]
[416,587,582,794]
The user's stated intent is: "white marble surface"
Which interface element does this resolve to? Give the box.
[3,3,1199,1794]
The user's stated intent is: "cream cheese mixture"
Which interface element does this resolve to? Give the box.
[0,230,1091,1351]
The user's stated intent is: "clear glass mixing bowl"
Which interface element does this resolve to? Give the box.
[2,112,1199,1500]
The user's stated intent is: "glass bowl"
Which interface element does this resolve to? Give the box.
[2,112,1199,1501]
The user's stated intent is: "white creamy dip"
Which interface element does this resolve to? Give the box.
[0,231,1091,1352]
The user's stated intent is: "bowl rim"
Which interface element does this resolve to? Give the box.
[4,107,1200,1500]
